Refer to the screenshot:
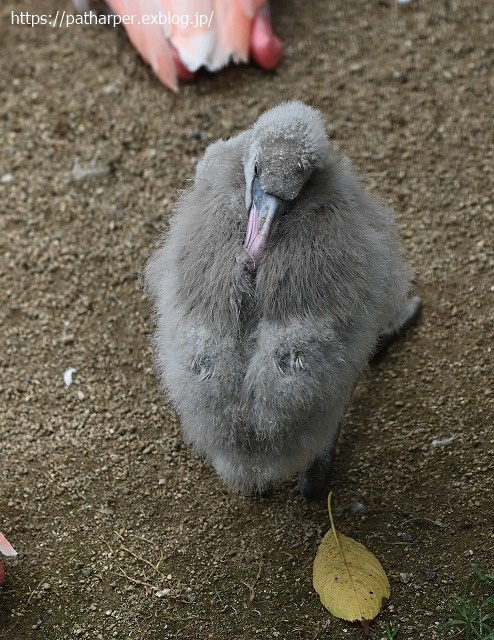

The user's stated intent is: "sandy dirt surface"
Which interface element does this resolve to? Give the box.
[1,0,493,638]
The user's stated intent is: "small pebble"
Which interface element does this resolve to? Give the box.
[103,83,117,95]
[64,368,76,386]
[349,501,366,516]
[430,435,457,448]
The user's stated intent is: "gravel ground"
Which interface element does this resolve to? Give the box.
[1,0,493,638]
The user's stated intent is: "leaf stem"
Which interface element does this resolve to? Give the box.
[327,491,340,548]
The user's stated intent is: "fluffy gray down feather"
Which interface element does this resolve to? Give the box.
[145,101,412,493]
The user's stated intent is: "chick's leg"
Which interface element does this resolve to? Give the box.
[298,296,422,500]
[297,429,342,500]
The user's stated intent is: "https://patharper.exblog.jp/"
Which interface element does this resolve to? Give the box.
[10,10,215,29]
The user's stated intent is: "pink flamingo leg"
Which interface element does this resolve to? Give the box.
[250,4,282,71]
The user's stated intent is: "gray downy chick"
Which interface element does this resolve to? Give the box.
[145,101,421,499]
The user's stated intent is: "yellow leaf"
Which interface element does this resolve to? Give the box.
[313,492,390,626]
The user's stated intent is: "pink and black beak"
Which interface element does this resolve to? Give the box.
[244,176,289,265]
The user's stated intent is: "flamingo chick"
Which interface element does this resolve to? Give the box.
[145,101,421,498]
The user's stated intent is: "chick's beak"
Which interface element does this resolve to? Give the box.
[244,177,288,265]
